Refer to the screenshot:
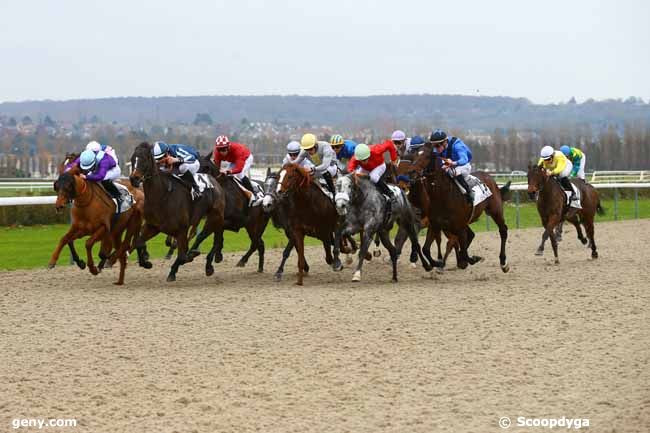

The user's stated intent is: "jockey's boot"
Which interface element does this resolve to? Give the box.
[322,172,336,198]
[559,176,576,202]
[182,171,201,199]
[376,179,396,205]
[456,175,474,204]
[102,180,122,213]
[240,176,255,193]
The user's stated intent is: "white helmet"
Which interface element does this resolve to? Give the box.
[85,140,102,152]
[286,141,301,153]
[540,145,554,160]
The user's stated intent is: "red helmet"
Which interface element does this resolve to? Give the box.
[215,135,230,149]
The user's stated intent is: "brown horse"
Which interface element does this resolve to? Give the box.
[277,164,342,285]
[412,143,511,272]
[527,164,603,263]
[49,166,142,285]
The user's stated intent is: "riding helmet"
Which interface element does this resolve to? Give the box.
[354,143,371,161]
[152,141,169,160]
[79,150,97,170]
[430,129,447,144]
[540,145,555,160]
[300,133,317,150]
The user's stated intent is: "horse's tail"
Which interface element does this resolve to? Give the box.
[499,181,512,202]
[596,199,606,216]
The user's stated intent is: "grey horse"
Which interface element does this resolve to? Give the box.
[334,174,434,282]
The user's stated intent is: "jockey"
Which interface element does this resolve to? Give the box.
[538,145,577,202]
[283,140,315,170]
[330,135,357,171]
[405,135,425,155]
[384,130,407,155]
[560,145,586,180]
[347,140,398,203]
[152,141,202,197]
[294,133,338,195]
[76,148,123,211]
[85,140,118,165]
[212,135,256,195]
[430,129,474,203]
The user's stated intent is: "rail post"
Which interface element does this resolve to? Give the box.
[634,188,639,219]
[515,190,521,229]
[613,188,619,221]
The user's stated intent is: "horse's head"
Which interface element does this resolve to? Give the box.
[334,174,355,216]
[130,142,154,187]
[262,170,281,213]
[410,141,434,174]
[54,172,76,211]
[279,163,310,194]
[58,152,80,175]
[527,163,547,199]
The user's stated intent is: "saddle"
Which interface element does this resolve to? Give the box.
[452,175,492,207]
[230,176,264,206]
[170,173,214,200]
[553,177,582,209]
[100,181,134,214]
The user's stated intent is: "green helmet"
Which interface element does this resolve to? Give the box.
[354,143,370,161]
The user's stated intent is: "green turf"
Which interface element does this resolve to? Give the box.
[1,198,648,270]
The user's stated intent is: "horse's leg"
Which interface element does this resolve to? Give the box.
[135,223,159,269]
[323,234,334,266]
[422,227,438,270]
[584,215,598,259]
[167,230,189,282]
[332,229,344,272]
[490,213,509,272]
[294,230,306,286]
[98,233,113,270]
[372,232,382,258]
[188,228,211,261]
[435,228,443,261]
[536,230,549,256]
[555,221,564,242]
[456,229,471,269]
[566,214,587,245]
[545,219,561,265]
[378,230,398,282]
[85,226,107,276]
[66,241,86,269]
[352,229,374,282]
[275,237,295,281]
[165,235,176,260]
[236,226,259,268]
[465,227,483,265]
[393,225,408,259]
[256,238,265,273]
[48,227,81,269]
[404,221,433,271]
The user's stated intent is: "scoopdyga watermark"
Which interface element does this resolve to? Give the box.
[499,416,590,429]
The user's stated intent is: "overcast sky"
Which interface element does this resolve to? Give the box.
[0,0,648,104]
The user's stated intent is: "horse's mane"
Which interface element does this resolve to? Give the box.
[283,164,312,191]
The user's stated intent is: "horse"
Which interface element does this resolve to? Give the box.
[49,166,142,285]
[334,173,434,282]
[262,168,358,281]
[129,142,226,281]
[192,155,270,272]
[527,164,603,263]
[411,143,511,272]
[274,164,342,285]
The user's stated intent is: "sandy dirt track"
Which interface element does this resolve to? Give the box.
[1,220,649,433]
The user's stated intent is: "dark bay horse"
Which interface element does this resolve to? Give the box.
[527,164,603,263]
[411,143,511,272]
[276,164,342,285]
[49,166,142,285]
[334,174,434,282]
[193,155,271,272]
[129,142,226,281]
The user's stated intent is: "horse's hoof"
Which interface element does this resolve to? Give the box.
[332,260,343,272]
[410,262,417,269]
[364,252,372,261]
[435,267,445,275]
[235,260,246,268]
[215,254,223,264]
[257,268,264,273]
[554,259,560,265]
[206,266,214,277]
[77,261,86,270]
[274,273,283,282]
[592,252,599,259]
[556,235,563,242]
[166,275,176,282]
[352,271,361,282]
[457,262,468,270]
[581,238,588,245]
[47,263,55,270]
[469,256,483,265]
[295,280,303,286]
[392,278,398,283]
[345,255,353,265]
[373,249,381,258]
[535,249,544,256]
[304,265,310,273]
[113,281,124,286]
[501,263,510,273]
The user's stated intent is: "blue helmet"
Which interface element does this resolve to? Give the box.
[79,150,97,170]
[152,141,169,160]
[410,135,425,147]
[560,145,571,156]
[430,129,447,143]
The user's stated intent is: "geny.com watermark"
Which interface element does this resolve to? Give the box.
[499,416,590,429]
[11,418,77,429]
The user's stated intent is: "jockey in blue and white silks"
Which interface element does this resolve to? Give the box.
[430,129,474,203]
[152,141,202,196]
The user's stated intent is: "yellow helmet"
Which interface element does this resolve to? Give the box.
[300,133,317,150]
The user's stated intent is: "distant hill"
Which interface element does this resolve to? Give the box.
[1,94,649,129]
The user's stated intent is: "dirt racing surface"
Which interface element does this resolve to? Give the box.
[1,220,649,432]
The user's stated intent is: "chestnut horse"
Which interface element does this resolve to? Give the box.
[276,164,342,285]
[49,166,142,285]
[411,143,511,272]
[527,164,603,263]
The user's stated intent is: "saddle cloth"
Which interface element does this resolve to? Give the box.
[564,182,582,209]
[232,177,265,206]
[453,175,493,206]
[171,173,214,200]
[112,182,135,214]
[316,178,334,200]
